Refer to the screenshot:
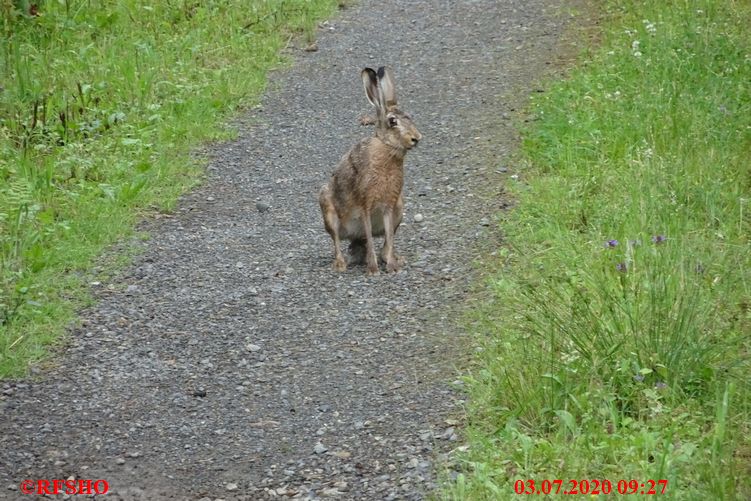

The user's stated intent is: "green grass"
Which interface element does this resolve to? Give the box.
[446,0,751,499]
[0,0,342,377]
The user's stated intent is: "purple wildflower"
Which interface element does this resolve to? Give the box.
[605,239,619,248]
[616,262,627,272]
[651,234,666,244]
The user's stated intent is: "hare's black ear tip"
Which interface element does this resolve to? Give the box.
[376,66,386,78]
[362,68,378,86]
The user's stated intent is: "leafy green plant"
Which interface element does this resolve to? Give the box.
[446,0,751,498]
[0,0,340,376]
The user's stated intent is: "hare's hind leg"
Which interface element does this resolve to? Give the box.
[319,185,346,271]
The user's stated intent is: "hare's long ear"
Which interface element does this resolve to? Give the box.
[362,67,386,124]
[377,66,397,109]
[361,68,381,109]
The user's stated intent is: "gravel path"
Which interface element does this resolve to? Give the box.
[1,1,581,499]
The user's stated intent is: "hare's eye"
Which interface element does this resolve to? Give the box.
[388,116,398,127]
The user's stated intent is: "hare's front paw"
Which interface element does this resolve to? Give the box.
[386,260,400,273]
[333,257,347,272]
[380,250,406,265]
[367,262,380,276]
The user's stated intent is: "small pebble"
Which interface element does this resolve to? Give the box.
[413,213,424,223]
[314,442,328,454]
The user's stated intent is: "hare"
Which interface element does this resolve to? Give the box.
[319,66,422,275]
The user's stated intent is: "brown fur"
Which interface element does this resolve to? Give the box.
[319,67,421,275]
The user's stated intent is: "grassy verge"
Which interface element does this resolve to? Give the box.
[0,0,342,377]
[447,0,751,499]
